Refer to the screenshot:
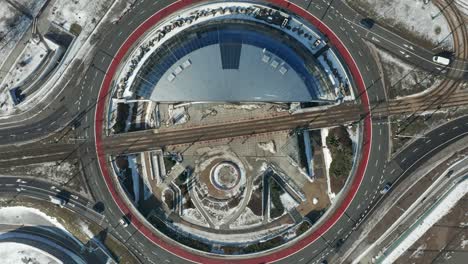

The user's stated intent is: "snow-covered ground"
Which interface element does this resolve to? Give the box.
[0,206,66,228]
[229,207,263,229]
[379,179,468,264]
[0,242,62,264]
[321,128,335,201]
[181,208,209,227]
[280,192,299,211]
[0,4,31,70]
[0,206,83,246]
[346,0,453,48]
[14,0,48,16]
[1,40,49,90]
[49,0,113,34]
[376,48,443,98]
[258,141,277,154]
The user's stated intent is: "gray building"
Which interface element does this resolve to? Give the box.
[134,21,334,103]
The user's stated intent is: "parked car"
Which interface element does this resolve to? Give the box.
[313,39,322,48]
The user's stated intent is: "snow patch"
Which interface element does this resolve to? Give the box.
[346,0,453,48]
[280,192,299,211]
[0,242,62,264]
[321,128,335,200]
[258,141,276,154]
[230,207,263,229]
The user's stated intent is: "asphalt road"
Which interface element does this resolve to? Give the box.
[0,0,466,263]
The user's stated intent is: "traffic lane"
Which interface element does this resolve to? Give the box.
[80,154,183,263]
[0,105,72,145]
[276,236,330,264]
[306,3,387,103]
[344,121,390,221]
[0,176,105,221]
[0,59,94,145]
[327,0,458,75]
[319,0,467,81]
[271,2,385,262]
[98,0,176,57]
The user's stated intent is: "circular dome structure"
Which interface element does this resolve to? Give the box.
[211,161,242,191]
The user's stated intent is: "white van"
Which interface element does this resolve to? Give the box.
[49,196,66,207]
[432,56,450,65]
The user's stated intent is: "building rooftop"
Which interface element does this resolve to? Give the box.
[135,21,328,102]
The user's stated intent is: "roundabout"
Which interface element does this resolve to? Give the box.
[93,0,379,263]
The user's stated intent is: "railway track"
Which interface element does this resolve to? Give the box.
[375,0,468,124]
[103,103,365,154]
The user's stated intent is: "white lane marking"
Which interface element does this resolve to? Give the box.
[378,144,381,151]
[412,148,418,153]
[50,121,56,126]
[118,31,123,36]
[453,126,459,130]
[375,160,379,167]
[371,175,374,182]
[426,139,432,144]
[379,128,382,135]
[439,132,445,136]
[401,157,407,163]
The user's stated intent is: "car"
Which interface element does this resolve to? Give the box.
[446,170,454,178]
[49,196,67,208]
[432,55,450,65]
[380,183,392,194]
[360,18,375,29]
[119,216,130,227]
[313,39,322,48]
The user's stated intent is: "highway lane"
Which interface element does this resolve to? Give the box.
[0,177,104,225]
[0,176,144,262]
[311,0,468,80]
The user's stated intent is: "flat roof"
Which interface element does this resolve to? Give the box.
[135,22,326,102]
